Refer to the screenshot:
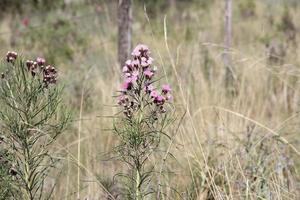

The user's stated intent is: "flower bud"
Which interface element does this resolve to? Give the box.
[6,51,18,63]
[26,60,34,70]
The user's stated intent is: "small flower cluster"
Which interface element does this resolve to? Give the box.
[3,51,58,87]
[26,58,58,86]
[118,44,172,118]
[6,51,18,63]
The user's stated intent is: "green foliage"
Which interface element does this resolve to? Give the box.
[21,18,87,64]
[277,5,297,44]
[0,0,64,16]
[0,145,15,200]
[0,55,70,200]
[238,0,256,18]
[137,0,169,18]
[113,108,172,199]
[138,0,214,17]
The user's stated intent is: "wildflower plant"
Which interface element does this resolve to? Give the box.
[0,52,69,200]
[114,44,173,199]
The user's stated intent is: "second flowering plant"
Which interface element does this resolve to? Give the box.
[0,52,69,200]
[114,44,173,199]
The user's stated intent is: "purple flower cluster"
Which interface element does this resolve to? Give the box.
[26,57,58,87]
[118,44,172,118]
[3,51,58,87]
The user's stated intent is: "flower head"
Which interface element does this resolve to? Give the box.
[148,57,154,65]
[150,90,159,98]
[132,44,150,58]
[131,49,141,57]
[166,94,173,101]
[122,77,134,91]
[131,59,139,68]
[36,57,45,66]
[6,51,18,63]
[144,69,154,79]
[141,57,148,67]
[124,72,131,77]
[26,60,34,70]
[125,59,132,66]
[145,84,154,93]
[154,95,165,105]
[22,17,30,27]
[122,66,129,73]
[141,56,154,68]
[162,84,171,94]
[125,59,133,70]
[43,65,57,86]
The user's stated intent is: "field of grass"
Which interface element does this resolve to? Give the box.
[1,0,300,199]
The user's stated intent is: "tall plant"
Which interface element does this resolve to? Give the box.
[0,52,69,200]
[114,44,173,199]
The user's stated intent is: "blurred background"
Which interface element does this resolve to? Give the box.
[2,0,300,199]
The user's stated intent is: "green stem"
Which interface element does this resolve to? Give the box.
[135,168,141,200]
[23,143,34,200]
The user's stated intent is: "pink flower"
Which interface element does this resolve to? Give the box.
[122,78,134,91]
[131,59,139,68]
[148,57,154,65]
[162,84,171,94]
[22,17,30,27]
[128,77,136,83]
[122,66,129,73]
[125,59,132,66]
[144,69,154,79]
[131,49,141,57]
[133,44,149,53]
[131,44,150,58]
[166,94,172,101]
[150,90,159,98]
[145,84,154,93]
[154,95,165,105]
[140,57,153,68]
[122,82,131,91]
[141,57,149,67]
[125,60,132,70]
[124,72,131,77]
[36,57,45,66]
[131,75,138,82]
